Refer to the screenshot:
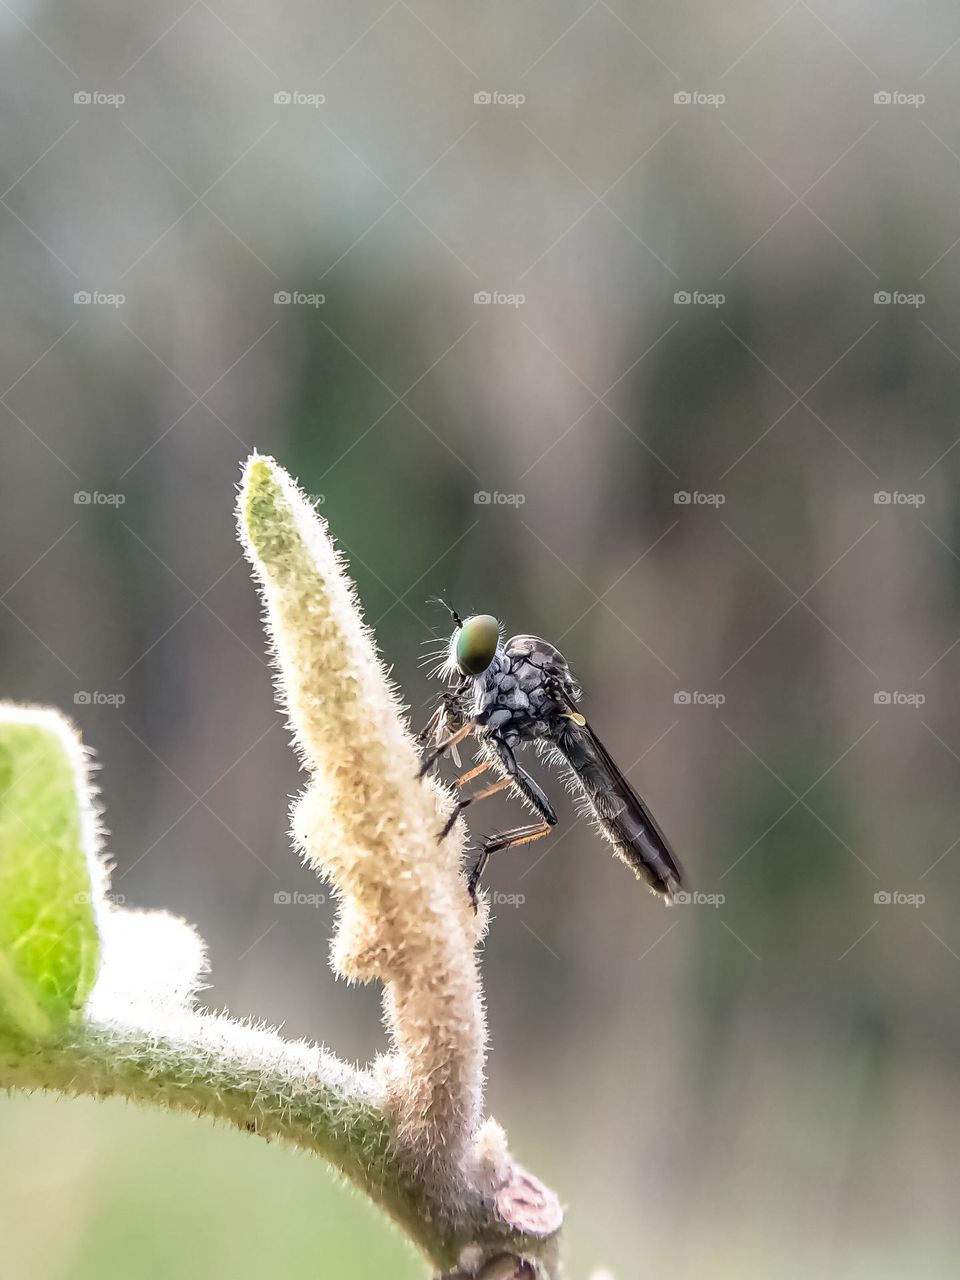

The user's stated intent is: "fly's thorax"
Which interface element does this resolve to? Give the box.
[504,635,579,694]
[474,642,573,741]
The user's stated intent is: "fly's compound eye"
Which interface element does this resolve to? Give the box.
[455,614,499,676]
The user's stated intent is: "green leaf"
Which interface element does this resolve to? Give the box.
[0,708,101,1039]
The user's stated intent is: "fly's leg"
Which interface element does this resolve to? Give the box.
[414,704,452,772]
[468,819,556,909]
[435,759,493,841]
[413,704,445,749]
[467,742,558,909]
[416,719,476,779]
[439,773,512,840]
[457,760,491,786]
[435,758,496,840]
[415,679,473,772]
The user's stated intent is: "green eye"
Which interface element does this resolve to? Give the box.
[455,614,499,676]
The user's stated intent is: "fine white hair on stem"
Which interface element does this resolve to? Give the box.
[237,454,487,1184]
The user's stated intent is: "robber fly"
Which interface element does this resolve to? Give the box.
[417,604,683,909]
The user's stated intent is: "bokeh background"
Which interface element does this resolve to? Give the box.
[2,2,960,1276]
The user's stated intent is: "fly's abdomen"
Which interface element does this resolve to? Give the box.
[555,720,682,901]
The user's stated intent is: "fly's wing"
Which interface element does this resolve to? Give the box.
[554,717,683,901]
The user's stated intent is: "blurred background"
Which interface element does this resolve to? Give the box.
[2,2,960,1276]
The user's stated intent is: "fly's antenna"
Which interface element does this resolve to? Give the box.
[428,595,463,629]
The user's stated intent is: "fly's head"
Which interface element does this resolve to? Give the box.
[431,598,502,688]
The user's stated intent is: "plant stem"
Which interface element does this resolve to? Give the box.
[0,1012,559,1274]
